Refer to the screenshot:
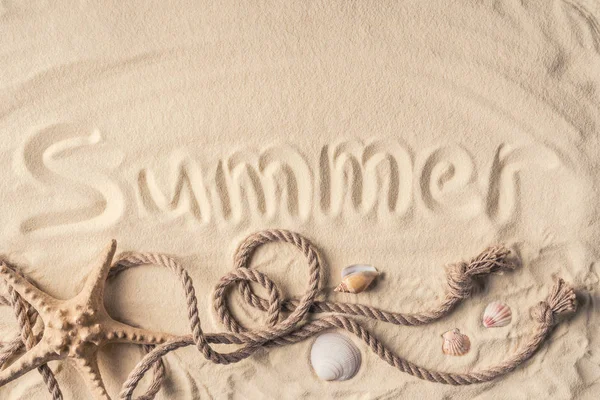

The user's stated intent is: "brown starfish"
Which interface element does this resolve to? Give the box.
[0,240,180,399]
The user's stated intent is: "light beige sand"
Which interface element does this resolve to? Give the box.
[0,0,599,398]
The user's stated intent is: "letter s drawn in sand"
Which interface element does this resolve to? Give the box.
[17,124,124,236]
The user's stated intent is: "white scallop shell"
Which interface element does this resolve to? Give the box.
[441,329,471,356]
[334,264,379,294]
[483,301,512,328]
[310,333,361,381]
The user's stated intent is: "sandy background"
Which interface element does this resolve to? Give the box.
[1,0,599,398]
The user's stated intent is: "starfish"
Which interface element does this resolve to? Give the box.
[0,240,181,399]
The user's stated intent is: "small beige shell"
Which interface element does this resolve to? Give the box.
[483,301,512,328]
[334,264,379,294]
[441,329,470,356]
[310,333,361,381]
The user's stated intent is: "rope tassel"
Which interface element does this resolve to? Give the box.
[445,245,515,300]
[113,230,578,398]
[0,231,579,400]
[531,278,578,327]
[546,278,578,316]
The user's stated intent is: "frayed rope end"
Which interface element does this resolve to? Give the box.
[445,245,516,299]
[531,278,577,326]
[464,245,516,277]
[546,278,577,315]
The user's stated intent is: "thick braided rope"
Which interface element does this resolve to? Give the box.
[229,232,513,326]
[0,264,62,400]
[0,231,577,399]
[115,229,576,399]
[114,235,322,368]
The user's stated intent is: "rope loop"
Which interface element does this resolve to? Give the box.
[214,230,321,336]
[0,230,579,400]
[215,268,284,330]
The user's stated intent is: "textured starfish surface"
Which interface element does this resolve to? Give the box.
[0,241,181,399]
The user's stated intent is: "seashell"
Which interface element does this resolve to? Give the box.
[482,301,512,328]
[310,332,361,381]
[334,264,379,294]
[441,329,471,356]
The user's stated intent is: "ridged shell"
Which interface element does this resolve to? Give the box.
[310,333,361,381]
[483,301,512,328]
[441,329,470,356]
[334,264,379,294]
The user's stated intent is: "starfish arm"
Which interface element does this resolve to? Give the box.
[0,263,59,316]
[0,340,59,387]
[72,352,111,400]
[104,319,181,345]
[78,240,117,308]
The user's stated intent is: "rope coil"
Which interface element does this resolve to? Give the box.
[0,230,577,399]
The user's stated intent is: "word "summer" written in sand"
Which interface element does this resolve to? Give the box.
[17,124,563,235]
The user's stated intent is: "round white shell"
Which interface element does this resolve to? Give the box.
[483,301,512,328]
[310,333,361,381]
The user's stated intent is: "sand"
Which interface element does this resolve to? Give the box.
[0,0,599,398]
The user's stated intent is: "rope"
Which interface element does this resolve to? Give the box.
[0,267,62,400]
[0,230,577,400]
[115,230,575,399]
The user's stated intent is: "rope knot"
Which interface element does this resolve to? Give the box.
[445,245,514,299]
[530,301,555,325]
[213,229,321,337]
[445,262,473,299]
[531,278,577,326]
